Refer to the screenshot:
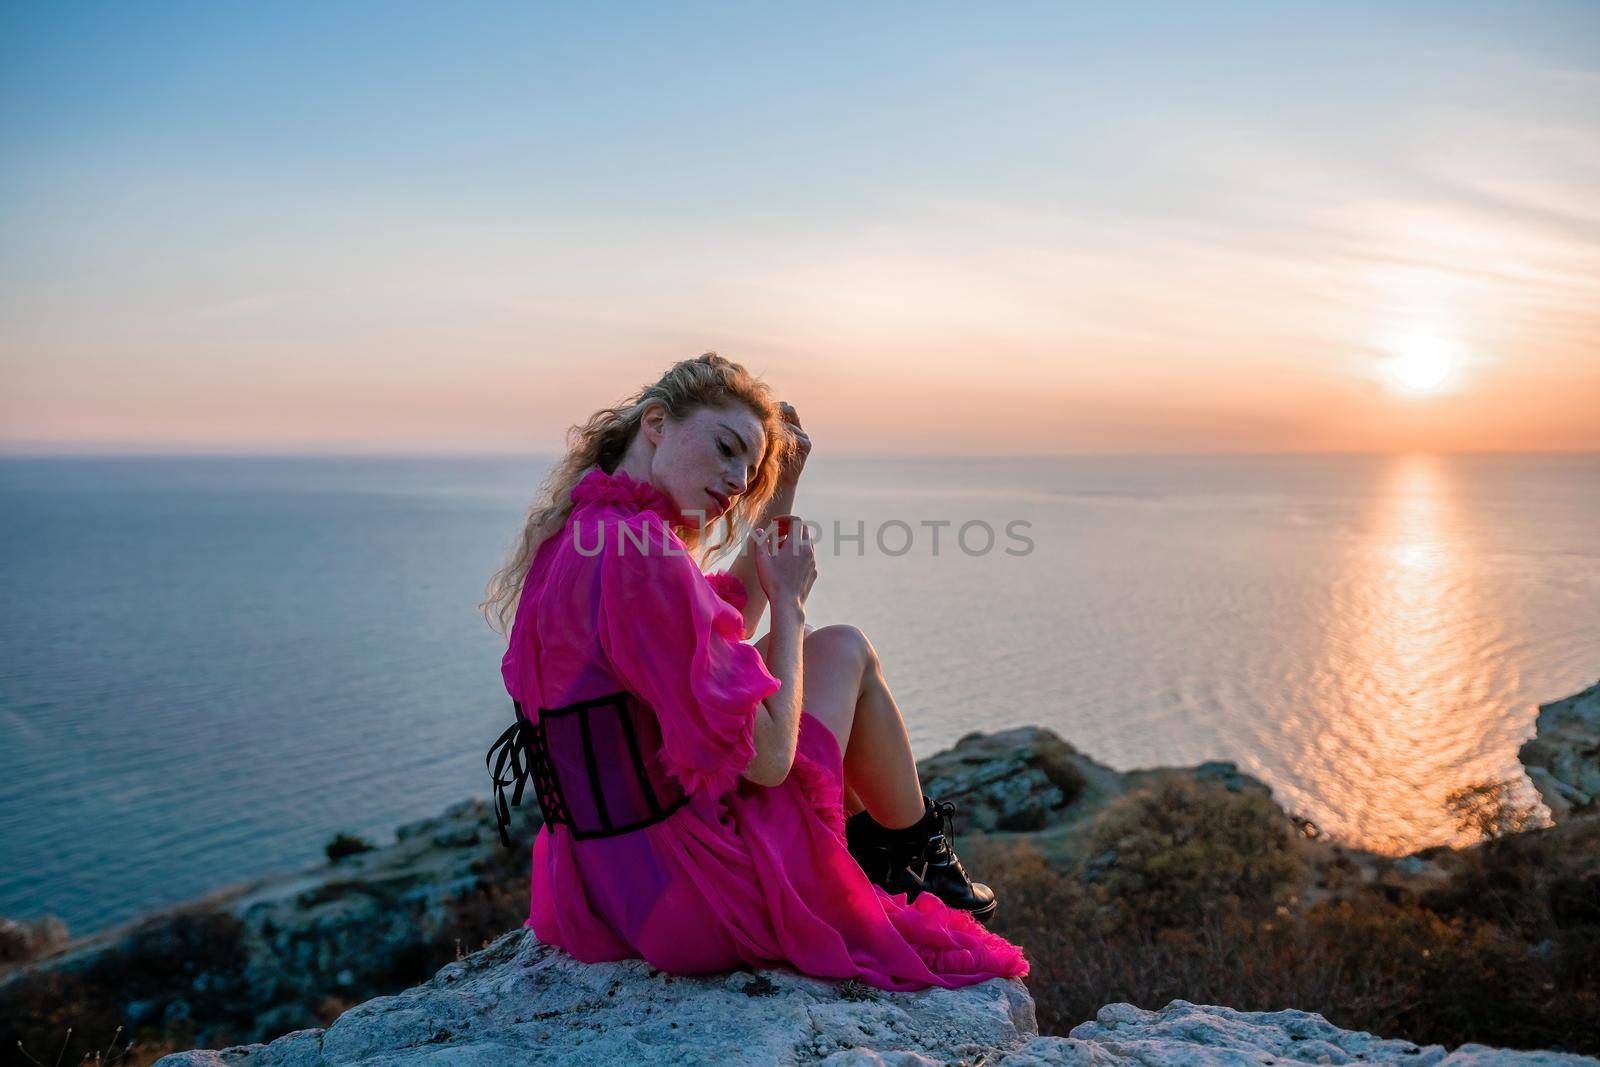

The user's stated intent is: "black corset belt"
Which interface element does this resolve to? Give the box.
[486,689,690,847]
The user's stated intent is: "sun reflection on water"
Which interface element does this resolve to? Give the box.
[1305,454,1532,853]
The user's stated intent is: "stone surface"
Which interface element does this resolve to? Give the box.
[1520,679,1600,818]
[1051,1000,1600,1065]
[153,934,1599,1067]
[151,928,1036,1066]
[915,726,1124,832]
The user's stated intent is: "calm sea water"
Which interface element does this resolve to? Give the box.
[2,453,1596,939]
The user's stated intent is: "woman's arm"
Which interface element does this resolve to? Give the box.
[727,482,795,639]
[742,594,805,787]
[732,401,808,640]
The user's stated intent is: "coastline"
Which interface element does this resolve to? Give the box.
[3,677,1596,1061]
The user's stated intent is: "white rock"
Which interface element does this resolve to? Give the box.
[153,928,1034,1066]
[153,933,1599,1067]
[1061,1000,1597,1065]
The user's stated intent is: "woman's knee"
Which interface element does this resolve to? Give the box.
[805,623,879,679]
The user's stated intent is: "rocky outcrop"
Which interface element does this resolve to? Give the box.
[1520,679,1600,820]
[152,929,1035,1066]
[153,928,1597,1066]
[916,725,1275,834]
[1044,1001,1599,1066]
[0,797,524,1049]
[916,726,1109,831]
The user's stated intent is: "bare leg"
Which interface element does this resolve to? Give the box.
[755,624,925,830]
[843,782,867,818]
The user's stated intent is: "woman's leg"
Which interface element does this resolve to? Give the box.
[757,624,925,830]
[842,782,867,818]
[753,625,997,921]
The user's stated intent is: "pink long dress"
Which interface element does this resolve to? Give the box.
[500,466,1030,990]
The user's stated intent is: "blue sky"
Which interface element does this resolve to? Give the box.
[3,2,1597,454]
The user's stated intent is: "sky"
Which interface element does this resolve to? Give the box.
[2,1,1597,456]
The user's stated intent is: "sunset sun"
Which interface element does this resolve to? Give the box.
[1385,333,1456,394]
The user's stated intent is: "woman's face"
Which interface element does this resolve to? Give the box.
[643,402,767,527]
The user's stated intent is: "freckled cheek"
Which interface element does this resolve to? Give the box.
[704,444,726,479]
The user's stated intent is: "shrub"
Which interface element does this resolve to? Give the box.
[1082,778,1302,928]
[0,905,249,1067]
[425,837,531,965]
[325,832,376,862]
[0,914,69,966]
[1444,779,1539,842]
[958,835,1111,1033]
[1032,735,1089,807]
[967,832,1599,1053]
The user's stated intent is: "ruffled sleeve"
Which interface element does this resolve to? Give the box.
[596,514,782,800]
[704,570,750,612]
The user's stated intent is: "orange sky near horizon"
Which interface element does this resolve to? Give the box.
[7,196,1594,457]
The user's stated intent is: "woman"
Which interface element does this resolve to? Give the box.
[481,352,1028,990]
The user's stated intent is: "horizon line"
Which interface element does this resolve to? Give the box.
[2,447,1597,462]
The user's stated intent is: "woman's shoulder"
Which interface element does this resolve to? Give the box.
[569,467,686,525]
[569,505,685,556]
[551,506,703,595]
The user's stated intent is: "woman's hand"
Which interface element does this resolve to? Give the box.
[774,402,810,493]
[752,515,816,617]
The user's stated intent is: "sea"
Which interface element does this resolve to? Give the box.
[2,452,1596,940]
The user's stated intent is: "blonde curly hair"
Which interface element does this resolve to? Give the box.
[479,352,794,637]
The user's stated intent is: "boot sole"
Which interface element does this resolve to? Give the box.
[869,883,999,925]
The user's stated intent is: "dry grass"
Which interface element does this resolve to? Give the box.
[0,906,250,1067]
[964,780,1600,1055]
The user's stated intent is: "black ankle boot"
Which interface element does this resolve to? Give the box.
[845,795,998,925]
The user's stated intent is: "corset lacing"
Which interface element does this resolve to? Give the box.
[486,691,690,847]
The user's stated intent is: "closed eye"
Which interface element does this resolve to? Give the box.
[717,428,758,483]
